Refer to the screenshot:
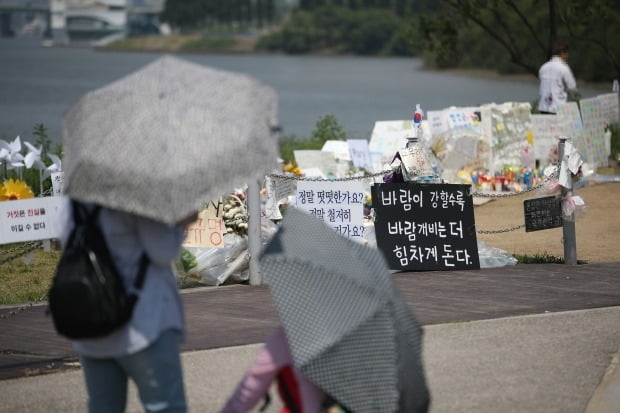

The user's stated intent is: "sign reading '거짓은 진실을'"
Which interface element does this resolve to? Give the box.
[0,197,65,244]
[371,183,480,271]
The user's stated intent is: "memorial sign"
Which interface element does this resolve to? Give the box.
[371,183,480,271]
[296,180,365,241]
[523,196,562,232]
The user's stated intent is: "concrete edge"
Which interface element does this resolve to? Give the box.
[421,306,620,330]
[585,348,620,413]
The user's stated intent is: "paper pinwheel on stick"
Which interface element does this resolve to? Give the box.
[0,137,25,177]
[24,141,48,195]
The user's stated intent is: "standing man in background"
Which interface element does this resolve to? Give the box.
[538,41,578,114]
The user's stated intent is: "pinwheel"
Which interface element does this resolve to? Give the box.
[24,141,46,170]
[0,137,25,177]
[23,141,47,195]
[43,153,63,180]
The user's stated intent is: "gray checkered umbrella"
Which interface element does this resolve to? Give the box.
[62,55,279,225]
[260,207,430,413]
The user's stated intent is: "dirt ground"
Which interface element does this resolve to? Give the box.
[473,180,620,262]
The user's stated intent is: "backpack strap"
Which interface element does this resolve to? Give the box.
[133,253,149,290]
[71,200,101,225]
[72,200,150,292]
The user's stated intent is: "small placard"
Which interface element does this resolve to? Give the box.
[371,183,480,271]
[51,171,64,196]
[523,196,563,232]
[183,198,225,248]
[0,196,65,244]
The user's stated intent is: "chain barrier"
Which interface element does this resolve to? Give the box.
[0,241,42,264]
[476,224,526,234]
[0,191,56,319]
[0,165,562,317]
[267,170,388,182]
[0,293,48,320]
[0,241,47,319]
[268,164,561,235]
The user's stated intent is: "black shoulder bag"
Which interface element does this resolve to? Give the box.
[48,201,149,339]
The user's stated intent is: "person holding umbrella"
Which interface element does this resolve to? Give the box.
[219,325,327,413]
[58,202,197,413]
[219,207,430,413]
[58,56,282,413]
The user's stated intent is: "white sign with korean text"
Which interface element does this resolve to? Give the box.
[0,196,65,244]
[295,180,365,240]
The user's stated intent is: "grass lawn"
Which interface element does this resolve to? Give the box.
[0,244,60,305]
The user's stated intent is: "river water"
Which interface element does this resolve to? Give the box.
[0,38,605,143]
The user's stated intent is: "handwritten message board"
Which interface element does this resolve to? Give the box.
[597,93,620,125]
[579,97,608,168]
[0,196,64,243]
[296,180,365,240]
[523,196,562,232]
[530,114,560,162]
[183,198,225,248]
[369,120,410,165]
[347,139,374,173]
[294,150,349,178]
[557,102,586,161]
[371,183,480,271]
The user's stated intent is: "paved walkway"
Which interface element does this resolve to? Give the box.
[1,262,619,412]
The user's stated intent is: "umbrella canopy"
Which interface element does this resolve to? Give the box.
[62,55,279,225]
[260,207,430,413]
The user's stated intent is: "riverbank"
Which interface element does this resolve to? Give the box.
[100,33,260,54]
[102,34,613,91]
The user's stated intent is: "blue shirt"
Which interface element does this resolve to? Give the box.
[59,198,186,358]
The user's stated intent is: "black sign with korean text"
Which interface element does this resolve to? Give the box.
[523,196,563,232]
[371,183,480,271]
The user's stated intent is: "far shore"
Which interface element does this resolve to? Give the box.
[101,34,612,92]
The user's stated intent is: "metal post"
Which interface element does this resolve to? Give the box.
[558,138,577,265]
[247,179,263,285]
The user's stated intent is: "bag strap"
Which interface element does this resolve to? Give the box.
[133,253,149,290]
[72,200,150,292]
[71,200,101,225]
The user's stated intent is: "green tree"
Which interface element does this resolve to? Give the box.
[278,114,348,164]
[311,114,348,142]
[418,0,620,81]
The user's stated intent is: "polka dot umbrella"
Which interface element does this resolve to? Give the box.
[259,207,430,413]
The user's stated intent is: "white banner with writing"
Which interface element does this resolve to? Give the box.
[295,180,365,240]
[0,196,65,244]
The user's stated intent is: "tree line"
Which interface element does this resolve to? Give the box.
[160,0,620,82]
[160,0,280,31]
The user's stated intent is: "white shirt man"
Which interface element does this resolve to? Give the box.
[538,46,577,114]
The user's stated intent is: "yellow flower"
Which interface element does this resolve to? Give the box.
[283,163,295,172]
[292,167,302,175]
[0,179,34,201]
